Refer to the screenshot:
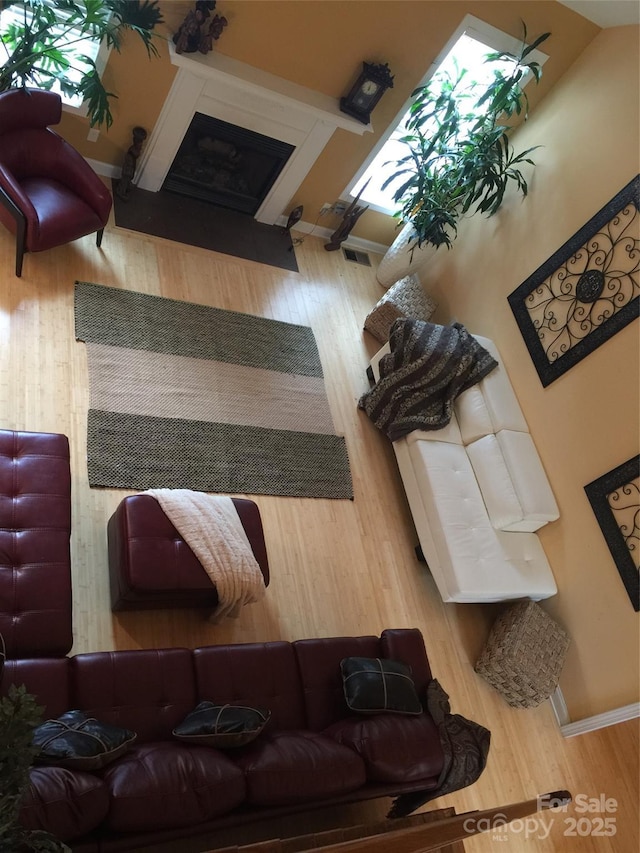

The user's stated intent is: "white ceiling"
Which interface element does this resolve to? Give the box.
[557,1,640,28]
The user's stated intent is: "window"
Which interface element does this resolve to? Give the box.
[345,16,548,215]
[0,0,110,115]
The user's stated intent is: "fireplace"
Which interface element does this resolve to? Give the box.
[163,113,295,215]
[136,45,370,225]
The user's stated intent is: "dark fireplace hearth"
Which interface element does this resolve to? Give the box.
[163,113,295,215]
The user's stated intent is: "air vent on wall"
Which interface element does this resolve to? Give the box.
[342,247,371,266]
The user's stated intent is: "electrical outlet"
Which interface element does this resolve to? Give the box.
[319,203,333,216]
[333,202,347,216]
[87,128,100,142]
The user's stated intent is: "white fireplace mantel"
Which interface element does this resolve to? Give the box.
[136,44,371,224]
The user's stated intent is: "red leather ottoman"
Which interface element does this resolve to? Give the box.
[107,495,270,611]
[0,429,73,657]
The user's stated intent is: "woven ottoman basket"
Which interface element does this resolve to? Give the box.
[474,600,570,708]
[364,273,437,343]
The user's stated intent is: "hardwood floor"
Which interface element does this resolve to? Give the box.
[0,209,637,852]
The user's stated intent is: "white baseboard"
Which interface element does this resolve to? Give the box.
[549,686,571,727]
[87,157,120,180]
[549,687,639,737]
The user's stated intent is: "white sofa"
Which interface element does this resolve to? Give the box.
[369,335,559,603]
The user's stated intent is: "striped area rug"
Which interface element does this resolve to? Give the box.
[74,282,353,499]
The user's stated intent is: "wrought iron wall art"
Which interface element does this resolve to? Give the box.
[584,455,640,612]
[508,176,639,386]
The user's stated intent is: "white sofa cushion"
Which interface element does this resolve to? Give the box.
[466,432,560,532]
[405,417,463,447]
[494,531,558,599]
[454,386,494,445]
[466,434,524,530]
[455,335,529,443]
[496,430,560,530]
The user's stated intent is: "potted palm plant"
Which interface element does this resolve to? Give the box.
[1,634,68,851]
[0,0,163,128]
[377,25,550,285]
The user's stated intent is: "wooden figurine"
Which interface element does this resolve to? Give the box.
[324,181,370,251]
[116,126,148,201]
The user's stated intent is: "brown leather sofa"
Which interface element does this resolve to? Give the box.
[1,429,487,851]
[2,629,447,852]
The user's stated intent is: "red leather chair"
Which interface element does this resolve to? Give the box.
[0,88,112,276]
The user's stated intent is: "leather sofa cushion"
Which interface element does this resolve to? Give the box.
[20,766,109,842]
[455,335,529,442]
[466,433,523,530]
[292,635,382,731]
[194,642,307,731]
[324,713,444,784]
[71,648,197,742]
[235,731,366,806]
[102,743,245,833]
[467,432,559,532]
[1,657,70,720]
[0,429,72,657]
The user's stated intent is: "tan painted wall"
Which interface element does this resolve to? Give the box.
[412,24,640,720]
[58,1,599,244]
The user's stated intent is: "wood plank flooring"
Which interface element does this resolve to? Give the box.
[0,206,637,852]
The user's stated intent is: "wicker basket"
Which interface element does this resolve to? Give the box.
[364,274,437,343]
[474,600,570,708]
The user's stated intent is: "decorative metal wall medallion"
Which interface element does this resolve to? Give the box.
[508,176,640,386]
[585,456,640,612]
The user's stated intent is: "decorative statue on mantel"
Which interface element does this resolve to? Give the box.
[173,0,228,55]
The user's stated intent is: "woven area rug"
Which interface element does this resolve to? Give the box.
[74,282,352,499]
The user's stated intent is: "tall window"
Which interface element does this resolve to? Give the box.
[346,16,548,215]
[0,0,110,114]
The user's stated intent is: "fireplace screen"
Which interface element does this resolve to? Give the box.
[163,113,295,215]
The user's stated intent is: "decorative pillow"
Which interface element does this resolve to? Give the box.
[341,657,423,715]
[172,701,270,748]
[33,711,136,771]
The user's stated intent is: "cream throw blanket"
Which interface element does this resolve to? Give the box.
[147,489,265,623]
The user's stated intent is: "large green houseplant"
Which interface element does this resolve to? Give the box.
[1,635,68,851]
[0,0,163,128]
[382,26,550,262]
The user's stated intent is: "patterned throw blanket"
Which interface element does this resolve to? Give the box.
[359,319,498,441]
[387,679,491,819]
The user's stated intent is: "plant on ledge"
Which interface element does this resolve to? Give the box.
[0,0,163,128]
[384,25,551,252]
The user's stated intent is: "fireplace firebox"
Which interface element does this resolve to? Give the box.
[163,113,295,215]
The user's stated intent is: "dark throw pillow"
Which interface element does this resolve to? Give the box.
[173,701,270,748]
[33,711,136,771]
[341,657,423,715]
